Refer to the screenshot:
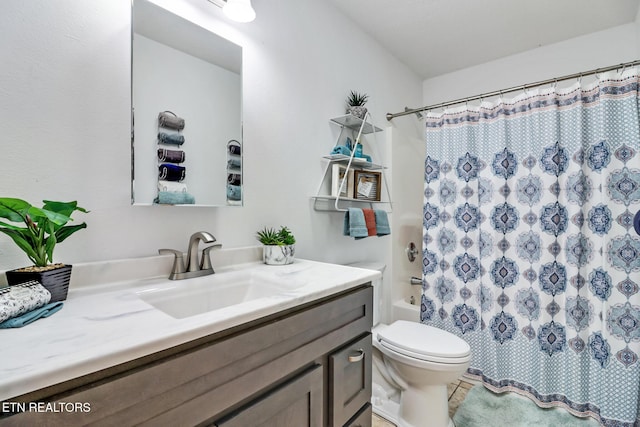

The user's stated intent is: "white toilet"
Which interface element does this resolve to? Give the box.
[349,263,471,427]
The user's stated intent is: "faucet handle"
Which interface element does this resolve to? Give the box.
[200,244,222,271]
[159,249,186,274]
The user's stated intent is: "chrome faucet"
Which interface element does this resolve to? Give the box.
[159,231,222,280]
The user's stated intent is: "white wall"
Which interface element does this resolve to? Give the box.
[0,0,422,272]
[388,21,640,321]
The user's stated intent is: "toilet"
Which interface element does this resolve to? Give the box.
[348,262,471,427]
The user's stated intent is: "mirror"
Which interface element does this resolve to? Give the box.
[132,0,243,206]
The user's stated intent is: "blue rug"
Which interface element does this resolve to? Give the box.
[452,385,600,427]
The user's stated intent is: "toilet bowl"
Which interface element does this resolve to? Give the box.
[374,321,470,427]
[346,262,471,427]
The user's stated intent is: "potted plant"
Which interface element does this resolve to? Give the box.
[0,198,88,302]
[346,90,369,119]
[256,226,296,265]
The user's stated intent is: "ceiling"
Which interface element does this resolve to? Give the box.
[326,0,640,80]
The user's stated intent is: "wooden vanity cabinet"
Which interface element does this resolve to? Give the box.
[1,285,373,427]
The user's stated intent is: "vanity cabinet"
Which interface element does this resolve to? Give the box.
[1,285,373,427]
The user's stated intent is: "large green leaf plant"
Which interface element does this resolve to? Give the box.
[0,198,88,268]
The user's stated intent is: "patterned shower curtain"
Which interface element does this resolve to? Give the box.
[421,69,640,426]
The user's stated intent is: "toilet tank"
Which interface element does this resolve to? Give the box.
[346,262,386,326]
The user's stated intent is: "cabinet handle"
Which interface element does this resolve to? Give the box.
[348,349,365,363]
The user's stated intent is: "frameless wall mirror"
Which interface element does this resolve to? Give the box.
[132,0,243,206]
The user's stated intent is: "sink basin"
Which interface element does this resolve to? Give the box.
[136,270,296,319]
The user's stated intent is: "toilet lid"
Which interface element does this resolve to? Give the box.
[377,320,470,360]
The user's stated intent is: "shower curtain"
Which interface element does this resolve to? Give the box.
[421,69,640,426]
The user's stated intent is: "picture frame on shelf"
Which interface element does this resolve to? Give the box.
[331,164,354,198]
[354,170,381,201]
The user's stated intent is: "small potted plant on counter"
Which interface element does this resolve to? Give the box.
[0,198,88,302]
[346,90,369,119]
[256,226,296,265]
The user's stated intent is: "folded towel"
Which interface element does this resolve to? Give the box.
[374,209,390,236]
[158,180,188,193]
[330,145,352,156]
[227,173,241,186]
[0,302,63,328]
[159,163,186,181]
[158,111,185,130]
[363,209,377,236]
[227,158,242,169]
[227,184,242,201]
[0,281,51,323]
[157,148,185,163]
[343,208,368,239]
[158,132,185,146]
[155,191,195,205]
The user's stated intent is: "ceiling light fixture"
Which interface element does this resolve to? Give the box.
[223,0,256,23]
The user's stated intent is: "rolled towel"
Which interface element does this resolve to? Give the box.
[157,148,185,163]
[155,191,195,205]
[158,111,185,130]
[227,158,241,169]
[363,209,377,236]
[228,141,241,155]
[0,281,51,323]
[227,173,241,186]
[227,184,242,201]
[374,209,390,236]
[0,302,64,328]
[158,180,188,193]
[343,208,368,239]
[158,132,185,146]
[159,163,186,181]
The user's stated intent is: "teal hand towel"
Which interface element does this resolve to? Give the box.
[0,302,63,328]
[343,208,368,239]
[374,209,390,236]
[155,191,195,205]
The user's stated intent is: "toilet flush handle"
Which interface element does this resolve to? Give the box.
[348,349,365,363]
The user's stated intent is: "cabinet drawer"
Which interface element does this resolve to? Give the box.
[329,333,372,427]
[216,365,323,427]
[345,403,372,427]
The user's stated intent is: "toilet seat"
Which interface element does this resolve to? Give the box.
[376,321,471,364]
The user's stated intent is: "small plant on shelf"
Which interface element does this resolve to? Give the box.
[256,226,296,265]
[346,90,369,119]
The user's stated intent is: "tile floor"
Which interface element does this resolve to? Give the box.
[372,380,475,427]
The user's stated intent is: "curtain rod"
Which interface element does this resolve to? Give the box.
[386,59,640,121]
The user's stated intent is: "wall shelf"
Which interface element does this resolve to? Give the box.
[312,113,392,212]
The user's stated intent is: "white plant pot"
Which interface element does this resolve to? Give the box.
[263,245,295,265]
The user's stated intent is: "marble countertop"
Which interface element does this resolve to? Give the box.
[0,253,379,401]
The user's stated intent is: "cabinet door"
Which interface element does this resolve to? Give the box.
[329,333,372,427]
[216,365,323,427]
[345,404,372,427]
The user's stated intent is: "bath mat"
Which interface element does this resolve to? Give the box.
[452,385,600,427]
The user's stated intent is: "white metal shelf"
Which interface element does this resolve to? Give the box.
[330,114,382,134]
[312,112,392,212]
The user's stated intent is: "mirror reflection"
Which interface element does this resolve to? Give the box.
[132,0,243,206]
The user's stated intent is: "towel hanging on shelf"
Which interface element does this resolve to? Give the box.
[228,140,241,155]
[157,148,185,163]
[159,163,186,181]
[343,208,368,239]
[158,111,185,130]
[158,132,185,146]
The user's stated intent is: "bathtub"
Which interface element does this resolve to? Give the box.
[391,297,421,323]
